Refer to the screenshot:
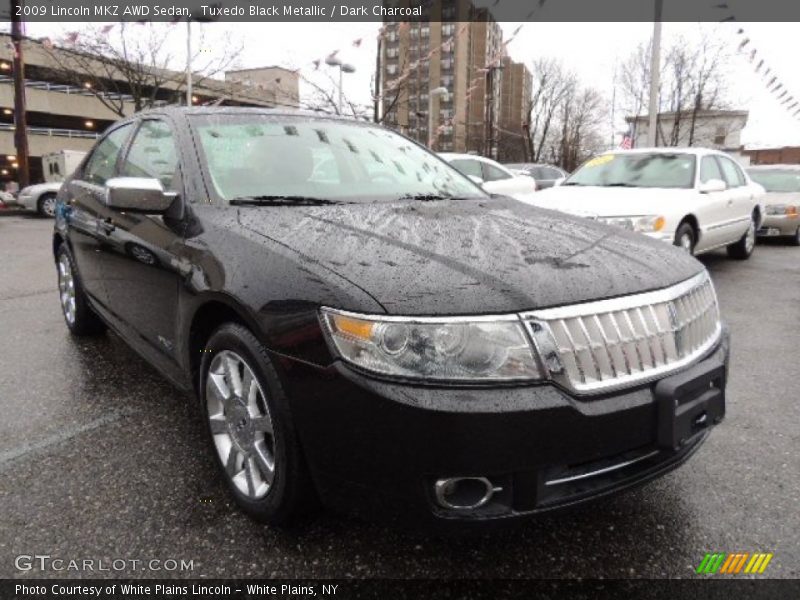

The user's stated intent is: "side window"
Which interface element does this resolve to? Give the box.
[83,124,133,186]
[699,156,724,184]
[717,157,746,188]
[450,159,482,179]
[120,120,179,191]
[482,162,512,182]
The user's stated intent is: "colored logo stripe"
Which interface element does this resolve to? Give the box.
[697,552,773,574]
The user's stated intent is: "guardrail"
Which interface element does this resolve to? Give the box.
[0,123,99,139]
[0,74,135,103]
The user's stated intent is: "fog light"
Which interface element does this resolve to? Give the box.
[433,476,502,510]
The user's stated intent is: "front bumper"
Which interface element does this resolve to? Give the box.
[758,214,799,236]
[282,326,730,528]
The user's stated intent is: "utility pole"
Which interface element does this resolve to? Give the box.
[186,20,192,107]
[11,0,29,188]
[647,0,663,147]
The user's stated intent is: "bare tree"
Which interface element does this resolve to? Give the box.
[618,28,730,147]
[42,24,243,117]
[524,58,575,163]
[555,86,606,171]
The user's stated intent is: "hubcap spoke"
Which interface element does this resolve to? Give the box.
[207,350,276,500]
[252,416,273,434]
[209,416,227,435]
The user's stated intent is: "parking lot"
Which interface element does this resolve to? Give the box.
[0,212,798,579]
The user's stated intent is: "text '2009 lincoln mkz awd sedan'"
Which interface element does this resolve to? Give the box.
[53,108,728,528]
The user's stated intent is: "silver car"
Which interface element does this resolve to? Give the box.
[747,165,800,245]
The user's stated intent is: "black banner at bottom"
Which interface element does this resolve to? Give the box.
[2,579,799,600]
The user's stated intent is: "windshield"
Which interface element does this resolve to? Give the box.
[190,114,487,204]
[748,169,800,193]
[564,152,696,189]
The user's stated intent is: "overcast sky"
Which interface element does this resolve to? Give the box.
[14,21,800,148]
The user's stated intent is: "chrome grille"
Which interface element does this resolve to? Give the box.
[523,272,721,394]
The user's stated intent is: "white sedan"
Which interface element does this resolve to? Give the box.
[526,147,765,259]
[439,153,537,202]
[16,181,63,217]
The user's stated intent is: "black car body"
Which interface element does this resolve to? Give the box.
[506,163,569,190]
[53,108,728,528]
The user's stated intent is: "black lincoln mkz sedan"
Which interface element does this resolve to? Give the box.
[53,108,728,527]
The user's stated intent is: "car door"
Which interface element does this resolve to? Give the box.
[716,155,753,243]
[693,154,735,251]
[97,118,185,357]
[62,122,135,308]
[480,160,534,197]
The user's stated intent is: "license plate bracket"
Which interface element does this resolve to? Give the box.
[654,358,726,450]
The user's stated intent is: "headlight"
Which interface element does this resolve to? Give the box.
[766,204,798,216]
[320,308,542,381]
[600,215,666,232]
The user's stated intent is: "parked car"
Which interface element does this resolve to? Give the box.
[506,163,568,190]
[439,152,537,202]
[54,108,728,528]
[746,164,800,245]
[17,181,63,217]
[0,189,14,207]
[527,148,764,259]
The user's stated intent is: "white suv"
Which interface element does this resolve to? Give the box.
[528,148,765,259]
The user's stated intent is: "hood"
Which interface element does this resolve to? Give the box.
[528,185,693,218]
[237,196,703,316]
[762,191,800,206]
[22,182,62,195]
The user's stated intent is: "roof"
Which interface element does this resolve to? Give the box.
[439,152,497,162]
[125,105,370,122]
[225,66,299,75]
[626,110,749,122]
[746,164,800,170]
[602,146,725,157]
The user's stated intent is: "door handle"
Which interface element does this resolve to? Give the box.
[727,199,734,206]
[97,217,115,235]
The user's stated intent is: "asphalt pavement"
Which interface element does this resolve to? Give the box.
[0,213,798,579]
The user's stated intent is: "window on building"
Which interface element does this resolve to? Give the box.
[714,126,727,146]
[442,23,455,36]
[121,120,179,190]
[82,123,133,186]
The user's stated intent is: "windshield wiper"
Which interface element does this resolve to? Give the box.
[229,195,341,206]
[560,182,584,186]
[397,193,455,201]
[602,182,637,187]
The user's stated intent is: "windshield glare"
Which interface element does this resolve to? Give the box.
[565,153,696,189]
[748,169,800,193]
[190,115,487,203]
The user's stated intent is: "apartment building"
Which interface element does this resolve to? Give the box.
[378,0,506,155]
[0,32,294,185]
[497,56,532,162]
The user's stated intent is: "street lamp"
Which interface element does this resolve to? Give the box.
[428,86,448,149]
[325,55,356,114]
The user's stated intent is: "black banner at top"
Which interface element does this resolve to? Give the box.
[0,0,799,23]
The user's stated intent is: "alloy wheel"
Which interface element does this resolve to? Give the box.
[744,221,756,254]
[679,232,693,253]
[42,196,57,217]
[206,350,275,499]
[57,253,76,325]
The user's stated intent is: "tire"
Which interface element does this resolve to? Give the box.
[789,227,800,247]
[673,222,696,255]
[56,245,107,336]
[200,323,316,525]
[37,193,57,218]
[727,216,757,260]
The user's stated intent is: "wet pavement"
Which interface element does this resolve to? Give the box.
[0,214,797,579]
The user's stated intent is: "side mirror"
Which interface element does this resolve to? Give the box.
[105,177,176,213]
[698,178,727,194]
[468,175,485,186]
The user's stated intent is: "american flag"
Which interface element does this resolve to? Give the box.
[619,133,633,150]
